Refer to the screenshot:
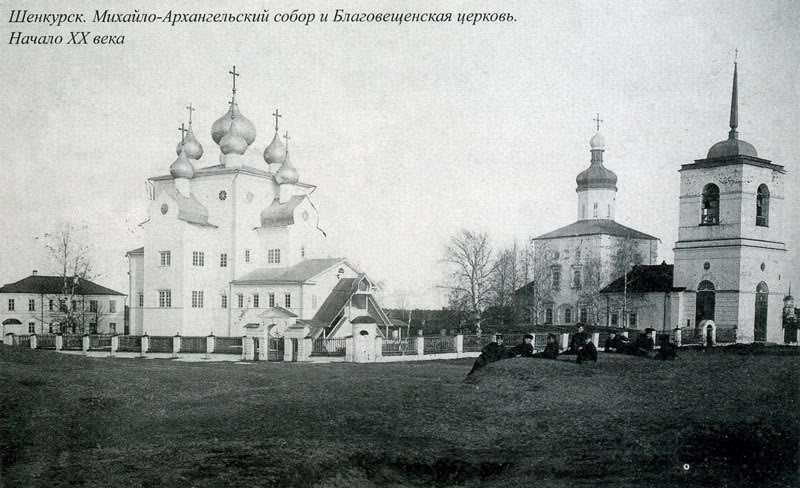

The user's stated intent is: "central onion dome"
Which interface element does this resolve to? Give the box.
[576,131,617,191]
[211,99,256,146]
[264,132,287,166]
[176,123,204,160]
[170,147,195,179]
[274,151,299,184]
[219,117,250,155]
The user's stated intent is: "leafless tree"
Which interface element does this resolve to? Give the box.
[442,229,496,332]
[578,256,606,325]
[522,240,558,325]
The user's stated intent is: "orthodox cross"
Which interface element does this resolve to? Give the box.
[178,123,187,142]
[272,109,282,132]
[186,103,195,124]
[593,113,603,131]
[229,65,240,94]
[283,130,291,150]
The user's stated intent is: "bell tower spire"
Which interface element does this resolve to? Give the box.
[729,50,738,140]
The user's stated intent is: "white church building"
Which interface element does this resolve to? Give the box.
[127,68,391,339]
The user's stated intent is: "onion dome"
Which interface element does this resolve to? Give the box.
[264,132,287,166]
[706,62,758,159]
[211,99,256,146]
[176,124,204,160]
[170,147,195,179]
[577,131,617,191]
[274,151,299,185]
[219,117,249,155]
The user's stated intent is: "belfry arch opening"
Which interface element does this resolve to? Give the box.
[701,184,720,225]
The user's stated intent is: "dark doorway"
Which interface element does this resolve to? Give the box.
[291,338,299,362]
[695,280,716,326]
[754,282,768,342]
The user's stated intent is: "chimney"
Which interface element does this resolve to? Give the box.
[32,270,38,276]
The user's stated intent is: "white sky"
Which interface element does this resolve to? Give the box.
[1,0,798,309]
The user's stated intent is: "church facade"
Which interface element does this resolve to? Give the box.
[127,68,391,338]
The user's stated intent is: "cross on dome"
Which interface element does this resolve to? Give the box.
[593,113,603,132]
[229,65,239,95]
[186,103,195,124]
[272,109,282,132]
[283,130,291,150]
[178,123,187,142]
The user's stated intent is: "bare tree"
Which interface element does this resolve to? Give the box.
[442,230,496,332]
[578,257,606,326]
[491,242,522,325]
[521,240,558,326]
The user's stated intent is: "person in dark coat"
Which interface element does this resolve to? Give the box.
[633,330,655,357]
[507,334,535,358]
[604,332,619,353]
[566,324,589,354]
[656,334,678,360]
[467,335,508,376]
[576,336,598,364]
[539,333,560,359]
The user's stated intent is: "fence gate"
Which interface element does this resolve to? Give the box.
[268,337,284,362]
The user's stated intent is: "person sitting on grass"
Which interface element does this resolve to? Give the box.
[565,324,588,355]
[656,334,678,360]
[576,336,598,364]
[539,333,560,360]
[466,334,508,376]
[604,332,619,353]
[507,334,535,358]
[632,330,656,357]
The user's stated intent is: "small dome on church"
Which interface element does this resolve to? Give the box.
[211,101,256,146]
[176,124,204,160]
[589,131,605,150]
[219,118,250,155]
[170,147,195,179]
[264,132,287,166]
[275,151,299,185]
[707,136,758,159]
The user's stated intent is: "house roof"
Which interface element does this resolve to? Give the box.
[126,247,144,256]
[533,219,658,241]
[163,187,216,227]
[599,263,686,294]
[311,278,359,327]
[260,196,306,228]
[233,258,347,285]
[150,164,315,189]
[351,315,377,324]
[0,275,126,296]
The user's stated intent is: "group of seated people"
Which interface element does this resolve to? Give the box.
[604,329,678,360]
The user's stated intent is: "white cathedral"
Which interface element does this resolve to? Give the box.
[127,68,391,338]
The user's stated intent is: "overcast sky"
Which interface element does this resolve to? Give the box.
[1,0,798,309]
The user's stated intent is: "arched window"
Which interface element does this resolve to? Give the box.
[756,184,769,227]
[701,184,720,225]
[695,280,716,325]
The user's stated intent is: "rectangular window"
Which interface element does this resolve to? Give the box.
[593,202,599,218]
[312,295,317,308]
[552,269,561,289]
[90,322,98,334]
[629,312,637,327]
[28,322,35,334]
[284,293,291,308]
[245,249,251,263]
[138,293,144,307]
[192,251,205,266]
[191,291,204,308]
[573,270,582,289]
[611,313,619,326]
[268,293,275,307]
[158,290,172,308]
[159,251,171,266]
[89,300,98,313]
[545,308,553,325]
[253,294,260,308]
[580,308,588,324]
[49,299,54,311]
[59,299,67,312]
[48,323,55,334]
[109,300,116,313]
[268,249,281,264]
[109,323,117,333]
[8,299,14,311]
[221,294,228,309]
[565,308,572,324]
[220,253,228,267]
[237,294,244,308]
[124,324,130,335]
[28,299,35,311]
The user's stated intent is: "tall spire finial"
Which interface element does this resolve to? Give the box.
[283,130,291,150]
[272,109,282,132]
[593,113,603,132]
[186,103,195,124]
[229,66,240,95]
[729,52,738,139]
[178,123,187,143]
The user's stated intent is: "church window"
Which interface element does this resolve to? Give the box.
[109,323,116,333]
[90,322,98,334]
[581,205,586,219]
[564,249,570,259]
[573,270,582,288]
[221,294,228,309]
[575,250,581,260]
[607,204,611,218]
[611,313,619,326]
[109,300,116,313]
[218,190,227,201]
[191,291,204,308]
[89,300,98,313]
[629,312,637,327]
[593,203,598,218]
[220,253,228,267]
[237,294,244,308]
[137,294,144,307]
[701,184,720,225]
[253,294,260,308]
[29,322,35,334]
[580,307,588,323]
[158,290,172,308]
[554,252,560,260]
[284,293,292,308]
[268,249,281,264]
[552,268,561,290]
[564,308,572,324]
[29,299,35,311]
[49,299,54,311]
[159,251,171,266]
[48,323,55,334]
[756,184,769,227]
[545,307,553,325]
[192,251,204,266]
[245,249,251,263]
[268,293,275,307]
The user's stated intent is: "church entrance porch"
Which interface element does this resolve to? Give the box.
[754,282,769,342]
[695,281,716,326]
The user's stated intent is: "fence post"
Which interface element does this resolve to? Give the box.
[82,334,90,356]
[591,333,600,348]
[559,333,570,352]
[673,328,682,347]
[416,336,425,356]
[55,334,63,351]
[243,336,254,361]
[206,334,215,359]
[30,334,37,350]
[455,334,464,357]
[110,335,119,357]
[172,334,181,359]
[141,334,149,358]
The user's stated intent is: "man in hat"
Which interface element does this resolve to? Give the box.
[576,335,598,364]
[632,329,656,357]
[539,333,560,359]
[567,324,589,354]
[466,334,508,376]
[507,334,535,358]
[604,332,619,353]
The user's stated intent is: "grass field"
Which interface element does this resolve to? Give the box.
[1,345,798,487]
